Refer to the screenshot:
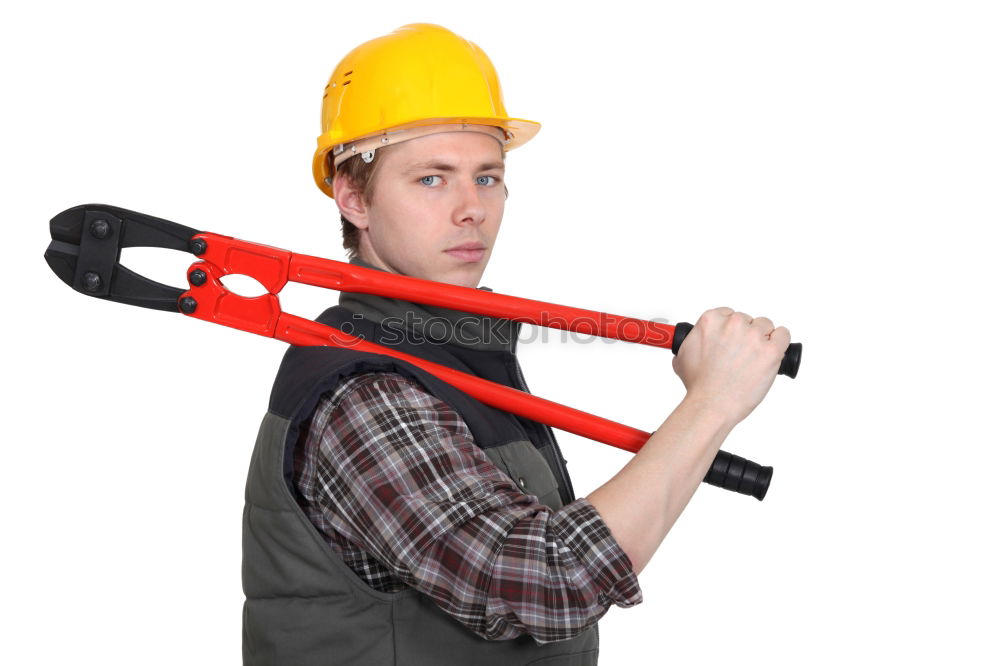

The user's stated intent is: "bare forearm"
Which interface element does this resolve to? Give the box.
[586,396,737,575]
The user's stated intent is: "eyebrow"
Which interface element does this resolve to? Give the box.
[404,160,505,174]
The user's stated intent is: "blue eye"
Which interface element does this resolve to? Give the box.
[420,175,442,186]
[476,175,496,186]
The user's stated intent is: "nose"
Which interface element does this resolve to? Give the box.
[452,178,486,227]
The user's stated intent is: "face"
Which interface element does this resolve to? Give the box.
[335,131,506,288]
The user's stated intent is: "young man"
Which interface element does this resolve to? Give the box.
[241,24,790,665]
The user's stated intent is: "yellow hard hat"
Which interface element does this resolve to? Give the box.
[312,23,541,198]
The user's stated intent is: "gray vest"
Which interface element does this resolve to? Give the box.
[242,261,600,665]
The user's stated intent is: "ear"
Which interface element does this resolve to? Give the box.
[333,171,370,230]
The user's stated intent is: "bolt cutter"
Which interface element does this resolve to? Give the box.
[45,203,802,500]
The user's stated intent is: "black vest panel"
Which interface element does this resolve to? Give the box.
[242,306,599,665]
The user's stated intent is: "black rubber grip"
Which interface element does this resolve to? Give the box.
[671,321,802,379]
[705,450,772,501]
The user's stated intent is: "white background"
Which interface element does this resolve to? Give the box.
[3,1,998,664]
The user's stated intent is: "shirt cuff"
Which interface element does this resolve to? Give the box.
[548,497,643,609]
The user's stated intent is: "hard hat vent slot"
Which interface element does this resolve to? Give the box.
[342,80,351,86]
[343,70,353,77]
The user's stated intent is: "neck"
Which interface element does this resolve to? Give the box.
[337,256,521,353]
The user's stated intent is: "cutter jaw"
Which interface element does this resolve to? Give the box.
[44,203,201,312]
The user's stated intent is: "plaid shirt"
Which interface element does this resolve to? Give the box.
[293,370,642,644]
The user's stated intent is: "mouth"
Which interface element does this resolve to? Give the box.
[445,243,487,262]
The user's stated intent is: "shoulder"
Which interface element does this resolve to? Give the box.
[316,371,469,436]
[328,371,440,409]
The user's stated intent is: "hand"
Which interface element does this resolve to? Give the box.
[672,307,791,426]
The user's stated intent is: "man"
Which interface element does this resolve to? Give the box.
[242,23,790,665]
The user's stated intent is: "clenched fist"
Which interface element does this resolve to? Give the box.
[672,307,791,426]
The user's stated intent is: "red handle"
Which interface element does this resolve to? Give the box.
[181,235,662,453]
[276,313,653,454]
[289,252,678,348]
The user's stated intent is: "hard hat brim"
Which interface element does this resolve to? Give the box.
[313,116,541,199]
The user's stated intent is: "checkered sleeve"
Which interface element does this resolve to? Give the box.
[295,371,642,644]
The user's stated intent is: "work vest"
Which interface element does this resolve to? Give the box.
[242,259,600,665]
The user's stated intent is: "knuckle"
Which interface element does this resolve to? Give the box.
[698,307,725,325]
[753,317,775,332]
[728,311,751,327]
[709,306,733,318]
[769,326,792,344]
